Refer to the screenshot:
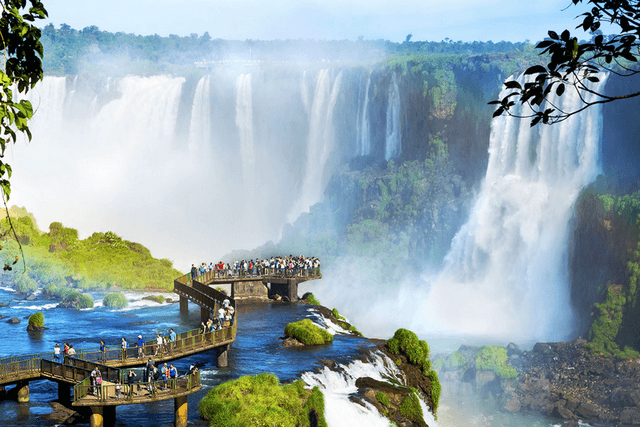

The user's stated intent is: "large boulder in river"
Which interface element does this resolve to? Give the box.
[7,317,20,324]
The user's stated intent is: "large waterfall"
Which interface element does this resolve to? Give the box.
[413,75,607,341]
[384,72,401,160]
[11,69,347,268]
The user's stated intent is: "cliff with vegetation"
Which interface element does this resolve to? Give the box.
[0,207,181,295]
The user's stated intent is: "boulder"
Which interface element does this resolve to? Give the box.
[26,324,48,331]
[504,397,521,412]
[620,408,640,425]
[575,402,600,419]
[281,337,304,348]
[25,294,37,301]
[7,317,20,324]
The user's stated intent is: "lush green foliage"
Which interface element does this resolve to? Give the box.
[475,346,517,378]
[284,319,333,345]
[426,370,441,414]
[387,328,431,374]
[376,391,391,408]
[103,292,128,309]
[492,0,640,126]
[198,373,326,427]
[13,272,37,293]
[28,311,44,327]
[586,284,640,358]
[398,389,424,423]
[306,294,320,305]
[61,290,94,309]
[144,295,165,304]
[331,308,345,321]
[0,1,47,202]
[0,208,181,293]
[444,351,466,369]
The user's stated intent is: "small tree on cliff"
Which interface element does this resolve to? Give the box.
[0,1,48,270]
[491,0,640,126]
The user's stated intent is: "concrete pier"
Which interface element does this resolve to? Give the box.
[179,296,188,314]
[89,405,116,427]
[16,380,29,403]
[175,395,188,427]
[216,344,229,367]
[58,383,71,405]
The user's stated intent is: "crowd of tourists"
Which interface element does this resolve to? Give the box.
[190,255,321,279]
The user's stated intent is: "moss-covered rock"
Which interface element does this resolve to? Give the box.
[142,294,165,304]
[27,312,45,331]
[198,373,327,427]
[103,292,128,308]
[475,345,517,378]
[284,319,333,346]
[57,290,93,309]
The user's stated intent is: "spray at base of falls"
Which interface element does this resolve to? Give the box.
[302,351,438,427]
[414,74,608,341]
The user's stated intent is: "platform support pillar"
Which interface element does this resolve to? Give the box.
[175,395,188,427]
[16,380,29,403]
[216,344,229,367]
[230,282,236,298]
[179,296,188,314]
[58,383,71,405]
[201,306,210,323]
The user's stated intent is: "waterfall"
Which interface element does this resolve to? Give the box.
[188,75,212,152]
[235,73,255,187]
[413,74,607,341]
[384,72,401,160]
[356,70,372,156]
[26,76,67,136]
[301,351,438,427]
[287,69,343,223]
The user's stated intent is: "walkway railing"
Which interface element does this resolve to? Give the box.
[0,324,235,385]
[73,370,201,404]
[180,266,322,284]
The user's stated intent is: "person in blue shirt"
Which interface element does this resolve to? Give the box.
[169,328,177,350]
[99,340,107,362]
[137,335,145,359]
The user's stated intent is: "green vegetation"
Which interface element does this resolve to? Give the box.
[585,284,640,358]
[103,292,128,309]
[398,389,424,424]
[143,295,165,304]
[387,328,440,414]
[61,290,94,309]
[198,373,327,427]
[0,208,181,295]
[475,346,517,378]
[376,391,391,408]
[387,328,431,374]
[444,351,466,369]
[28,312,44,328]
[331,308,346,321]
[284,319,333,346]
[306,294,320,305]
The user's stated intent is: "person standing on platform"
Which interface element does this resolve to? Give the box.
[169,328,176,350]
[54,343,62,363]
[137,335,145,359]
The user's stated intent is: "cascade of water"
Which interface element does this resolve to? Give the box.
[287,69,343,223]
[26,76,67,136]
[384,72,401,160]
[302,351,438,427]
[412,74,608,340]
[235,73,255,188]
[356,70,372,156]
[188,75,212,152]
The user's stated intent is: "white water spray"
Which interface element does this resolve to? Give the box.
[288,69,343,222]
[412,74,608,340]
[302,351,438,427]
[384,72,401,160]
[188,75,212,152]
[235,73,255,188]
[356,70,372,156]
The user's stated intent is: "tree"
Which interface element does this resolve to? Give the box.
[0,0,48,269]
[405,33,413,42]
[491,0,640,126]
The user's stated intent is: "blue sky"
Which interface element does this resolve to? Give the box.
[43,0,593,42]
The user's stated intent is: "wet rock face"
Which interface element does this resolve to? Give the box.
[436,339,640,425]
[7,317,20,324]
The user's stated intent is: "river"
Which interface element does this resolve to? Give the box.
[0,287,580,427]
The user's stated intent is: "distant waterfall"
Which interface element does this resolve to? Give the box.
[384,72,401,160]
[287,69,343,223]
[415,74,607,341]
[27,76,67,136]
[188,75,211,152]
[235,73,255,186]
[356,70,372,156]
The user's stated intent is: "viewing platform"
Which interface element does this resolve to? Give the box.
[0,271,239,427]
[175,267,322,304]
